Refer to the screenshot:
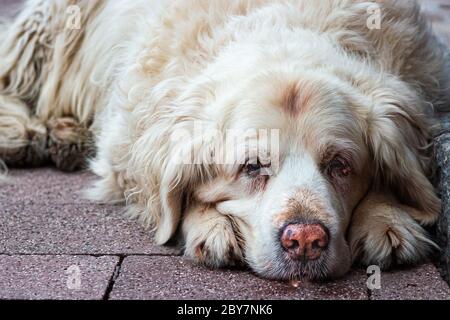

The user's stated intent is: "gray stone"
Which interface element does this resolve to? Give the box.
[435,128,450,285]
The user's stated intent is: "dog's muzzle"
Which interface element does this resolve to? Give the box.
[280,223,329,261]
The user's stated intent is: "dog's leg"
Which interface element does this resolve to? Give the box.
[0,1,55,168]
[348,191,439,269]
[0,0,61,104]
[46,117,93,172]
[0,104,94,171]
[0,95,48,167]
[182,205,245,268]
[1,0,99,172]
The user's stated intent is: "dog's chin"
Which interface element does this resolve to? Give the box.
[250,252,333,282]
[250,241,353,282]
[282,254,331,281]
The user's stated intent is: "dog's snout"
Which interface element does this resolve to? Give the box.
[280,223,329,261]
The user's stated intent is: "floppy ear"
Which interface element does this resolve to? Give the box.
[153,125,208,245]
[154,157,188,245]
[367,96,440,224]
[128,122,187,245]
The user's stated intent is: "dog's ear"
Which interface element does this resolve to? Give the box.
[154,160,186,245]
[367,95,440,224]
[154,133,208,245]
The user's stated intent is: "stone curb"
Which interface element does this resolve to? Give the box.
[435,122,450,285]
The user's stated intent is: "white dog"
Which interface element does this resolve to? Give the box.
[1,0,449,280]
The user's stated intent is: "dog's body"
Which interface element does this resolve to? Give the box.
[1,0,449,280]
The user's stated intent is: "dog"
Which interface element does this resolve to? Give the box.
[1,0,449,281]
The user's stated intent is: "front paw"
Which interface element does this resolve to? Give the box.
[349,204,438,269]
[183,207,244,268]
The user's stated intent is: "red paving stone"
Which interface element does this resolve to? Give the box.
[0,255,119,300]
[0,168,97,205]
[109,256,368,300]
[0,0,22,17]
[371,264,450,300]
[0,200,180,256]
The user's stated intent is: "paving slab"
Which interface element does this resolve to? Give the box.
[0,202,180,255]
[0,0,23,18]
[370,264,450,300]
[0,255,119,300]
[109,256,368,300]
[0,168,96,205]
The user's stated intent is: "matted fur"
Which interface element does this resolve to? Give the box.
[1,0,449,280]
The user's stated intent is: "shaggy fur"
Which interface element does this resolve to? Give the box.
[1,0,449,280]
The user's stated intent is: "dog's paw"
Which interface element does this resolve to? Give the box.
[349,202,438,269]
[47,117,94,172]
[182,206,244,268]
[1,117,49,167]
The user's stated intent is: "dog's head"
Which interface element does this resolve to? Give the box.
[138,49,439,280]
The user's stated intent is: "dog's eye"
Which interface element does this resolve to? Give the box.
[243,160,270,177]
[327,157,351,177]
[245,161,263,175]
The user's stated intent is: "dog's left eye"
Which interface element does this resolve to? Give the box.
[327,157,351,178]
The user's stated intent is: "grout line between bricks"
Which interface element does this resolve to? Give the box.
[103,255,125,300]
[0,253,181,257]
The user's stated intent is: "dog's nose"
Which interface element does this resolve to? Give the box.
[280,223,329,261]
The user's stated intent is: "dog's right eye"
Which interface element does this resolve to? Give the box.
[244,161,263,176]
[243,160,272,177]
[244,158,270,176]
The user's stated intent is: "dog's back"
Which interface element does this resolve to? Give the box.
[0,0,164,170]
[2,0,449,120]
